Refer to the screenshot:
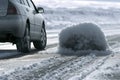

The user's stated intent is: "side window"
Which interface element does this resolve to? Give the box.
[23,0,29,6]
[27,0,35,9]
[18,0,22,4]
[16,0,19,3]
[18,0,24,4]
[22,0,25,4]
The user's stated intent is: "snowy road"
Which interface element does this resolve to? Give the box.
[0,28,119,80]
[0,0,119,79]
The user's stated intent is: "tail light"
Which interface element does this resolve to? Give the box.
[7,2,17,15]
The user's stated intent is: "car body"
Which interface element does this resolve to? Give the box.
[0,0,47,53]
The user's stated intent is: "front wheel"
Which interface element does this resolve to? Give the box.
[33,27,47,50]
[16,24,31,53]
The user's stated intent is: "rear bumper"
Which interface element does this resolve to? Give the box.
[0,15,25,39]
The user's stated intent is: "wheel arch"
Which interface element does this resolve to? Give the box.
[42,21,45,29]
[22,19,30,38]
[26,19,30,31]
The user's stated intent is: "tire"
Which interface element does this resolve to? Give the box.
[16,24,31,53]
[33,27,47,50]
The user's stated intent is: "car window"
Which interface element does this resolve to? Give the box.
[23,0,29,6]
[17,0,25,4]
[27,0,35,9]
[16,0,20,3]
[22,0,25,4]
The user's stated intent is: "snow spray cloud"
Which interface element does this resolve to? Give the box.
[58,23,111,56]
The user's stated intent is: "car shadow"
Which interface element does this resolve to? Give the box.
[0,49,41,60]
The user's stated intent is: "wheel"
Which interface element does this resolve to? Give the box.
[33,27,47,50]
[16,24,31,53]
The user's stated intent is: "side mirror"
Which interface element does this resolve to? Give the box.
[37,7,44,13]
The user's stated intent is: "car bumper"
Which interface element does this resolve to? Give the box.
[0,15,24,39]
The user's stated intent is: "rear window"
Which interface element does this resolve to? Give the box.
[0,0,8,9]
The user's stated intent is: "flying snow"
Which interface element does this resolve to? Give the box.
[59,23,108,52]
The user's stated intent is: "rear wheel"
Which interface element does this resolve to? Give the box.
[16,24,31,53]
[33,27,47,50]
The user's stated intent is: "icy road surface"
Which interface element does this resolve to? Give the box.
[0,27,120,80]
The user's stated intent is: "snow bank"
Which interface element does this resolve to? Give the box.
[59,23,108,53]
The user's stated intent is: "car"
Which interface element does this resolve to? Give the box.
[0,0,47,53]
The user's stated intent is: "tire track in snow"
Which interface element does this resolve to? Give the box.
[1,56,77,80]
[3,54,110,80]
[41,55,110,80]
[107,34,120,52]
[27,56,77,79]
[69,55,110,80]
[46,43,58,49]
[41,55,96,80]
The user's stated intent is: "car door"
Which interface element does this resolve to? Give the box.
[26,0,37,39]
[31,0,43,37]
[28,0,43,39]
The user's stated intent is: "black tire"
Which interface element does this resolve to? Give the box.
[16,24,31,53]
[33,27,47,50]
